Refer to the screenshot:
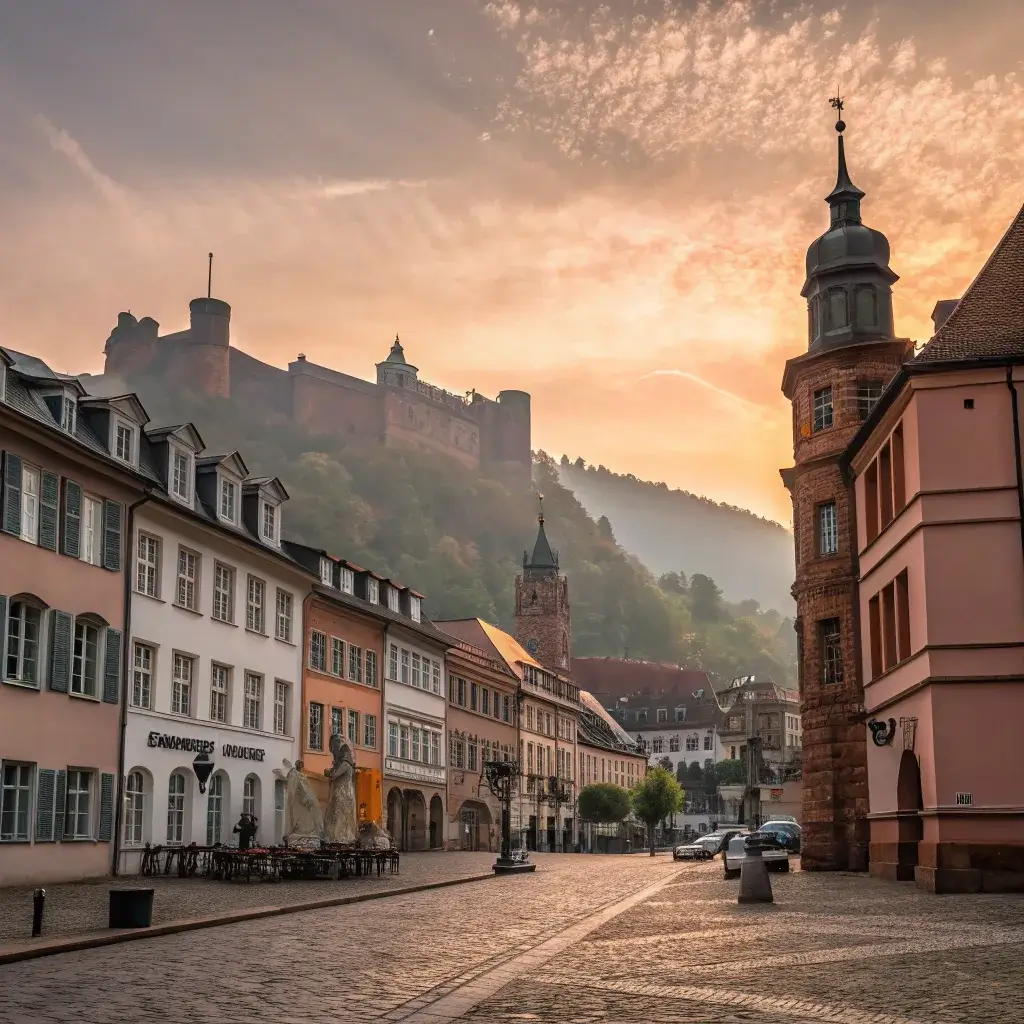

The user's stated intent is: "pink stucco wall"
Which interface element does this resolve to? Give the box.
[0,427,141,885]
[856,367,1024,848]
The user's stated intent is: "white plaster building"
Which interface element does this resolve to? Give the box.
[382,611,452,851]
[116,424,314,872]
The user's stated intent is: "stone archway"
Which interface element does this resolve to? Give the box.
[386,787,404,850]
[455,799,491,851]
[405,790,428,851]
[429,794,445,850]
[893,750,924,881]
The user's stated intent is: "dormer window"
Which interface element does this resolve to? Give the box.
[219,477,238,523]
[170,449,191,502]
[367,578,379,605]
[339,567,354,595]
[319,557,333,587]
[387,586,401,613]
[115,420,136,465]
[260,501,278,545]
[61,395,77,435]
[409,595,422,623]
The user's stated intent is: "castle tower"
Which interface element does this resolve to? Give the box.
[375,335,419,388]
[780,102,913,872]
[181,296,231,397]
[103,312,160,379]
[514,502,572,672]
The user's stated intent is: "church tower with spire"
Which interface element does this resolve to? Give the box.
[515,499,572,672]
[780,101,913,872]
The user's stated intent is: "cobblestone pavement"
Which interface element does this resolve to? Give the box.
[1,855,1023,1023]
[0,851,495,948]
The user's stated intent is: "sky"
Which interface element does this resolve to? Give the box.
[3,0,1024,524]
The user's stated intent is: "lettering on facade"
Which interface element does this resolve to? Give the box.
[222,743,266,762]
[147,732,217,753]
[385,758,446,785]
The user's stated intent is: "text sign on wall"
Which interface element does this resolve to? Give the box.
[222,744,266,762]
[147,732,216,754]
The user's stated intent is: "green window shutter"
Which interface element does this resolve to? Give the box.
[39,471,60,551]
[1,452,22,536]
[0,594,7,674]
[35,768,56,842]
[53,770,67,840]
[102,500,122,572]
[62,480,81,558]
[102,627,122,704]
[49,610,73,693]
[98,772,115,842]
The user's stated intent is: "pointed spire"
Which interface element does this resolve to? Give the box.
[385,333,408,364]
[524,492,558,575]
[825,96,864,223]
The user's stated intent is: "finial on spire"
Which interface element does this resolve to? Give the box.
[829,95,846,134]
[207,252,214,298]
[536,492,545,525]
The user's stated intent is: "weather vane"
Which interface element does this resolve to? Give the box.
[829,95,846,134]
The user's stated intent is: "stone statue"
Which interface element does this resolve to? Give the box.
[273,759,324,848]
[358,820,393,851]
[323,734,359,846]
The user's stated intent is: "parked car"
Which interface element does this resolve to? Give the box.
[673,829,744,861]
[722,833,790,879]
[757,820,802,853]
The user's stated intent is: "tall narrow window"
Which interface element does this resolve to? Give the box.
[124,771,145,846]
[365,650,378,688]
[820,618,843,685]
[879,441,894,527]
[242,776,257,819]
[65,770,92,839]
[176,548,199,611]
[275,590,293,642]
[261,502,277,543]
[813,387,834,432]
[857,380,883,421]
[212,563,235,623]
[166,772,186,844]
[388,644,398,681]
[308,702,324,751]
[892,423,906,511]
[172,653,193,716]
[171,451,190,502]
[1,762,33,841]
[246,576,266,633]
[364,714,377,749]
[210,664,229,723]
[71,620,100,697]
[864,460,880,543]
[348,644,363,683]
[331,637,344,677]
[243,673,262,730]
[896,570,911,663]
[21,466,40,544]
[5,601,41,686]
[855,286,878,329]
[818,501,838,556]
[132,642,154,709]
[115,422,134,463]
[828,288,849,330]
[388,722,399,757]
[273,681,289,735]
[206,773,224,845]
[347,709,359,745]
[881,582,898,672]
[81,495,102,566]
[137,533,160,598]
[219,478,238,522]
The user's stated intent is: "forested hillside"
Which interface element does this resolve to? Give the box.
[558,459,795,613]
[91,371,796,686]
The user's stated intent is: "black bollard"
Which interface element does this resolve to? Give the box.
[31,887,45,937]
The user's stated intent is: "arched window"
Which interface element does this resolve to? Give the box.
[4,596,46,687]
[167,772,187,844]
[124,770,146,846]
[206,772,227,846]
[274,779,286,844]
[668,736,680,752]
[856,286,878,328]
[242,775,259,819]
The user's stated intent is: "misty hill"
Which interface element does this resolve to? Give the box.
[83,368,796,686]
[558,458,795,614]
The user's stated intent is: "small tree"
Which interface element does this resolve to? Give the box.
[631,767,684,856]
[577,783,632,824]
[657,756,674,773]
[714,759,746,786]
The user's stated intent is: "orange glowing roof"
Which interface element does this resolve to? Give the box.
[477,620,542,675]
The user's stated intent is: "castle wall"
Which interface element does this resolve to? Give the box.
[229,349,292,421]
[383,390,480,471]
[176,343,231,398]
[291,370,383,440]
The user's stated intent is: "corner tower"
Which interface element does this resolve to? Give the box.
[780,101,912,872]
[514,500,572,672]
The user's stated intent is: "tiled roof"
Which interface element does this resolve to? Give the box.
[436,618,542,676]
[916,204,1024,362]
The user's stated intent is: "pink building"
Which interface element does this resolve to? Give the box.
[1,350,145,885]
[843,207,1024,892]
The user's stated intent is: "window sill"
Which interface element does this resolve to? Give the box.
[275,636,297,647]
[128,702,153,712]
[69,691,101,703]
[245,628,269,639]
[0,837,31,844]
[172,603,203,616]
[2,678,41,691]
[135,591,165,604]
[212,617,238,628]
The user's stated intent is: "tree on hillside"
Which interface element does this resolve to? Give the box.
[689,574,725,622]
[596,515,615,543]
[577,783,632,824]
[631,767,684,856]
[714,759,746,786]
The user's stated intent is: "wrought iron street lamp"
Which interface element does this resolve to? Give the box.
[192,752,215,794]
[484,759,535,875]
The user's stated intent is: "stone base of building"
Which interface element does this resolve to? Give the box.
[914,842,1024,894]
[869,841,918,882]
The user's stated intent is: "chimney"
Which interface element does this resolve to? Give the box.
[931,299,959,333]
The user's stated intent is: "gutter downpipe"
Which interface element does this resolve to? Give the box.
[1007,366,1024,576]
[112,494,151,877]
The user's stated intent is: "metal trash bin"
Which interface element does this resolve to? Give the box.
[108,888,154,929]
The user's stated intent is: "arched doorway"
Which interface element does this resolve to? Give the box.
[429,794,445,850]
[894,749,923,881]
[455,799,491,851]
[405,790,427,851]
[386,787,403,849]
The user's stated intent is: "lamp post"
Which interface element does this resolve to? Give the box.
[484,759,535,874]
[192,752,215,794]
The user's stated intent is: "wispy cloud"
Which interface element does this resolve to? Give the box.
[36,115,128,205]
[637,370,765,413]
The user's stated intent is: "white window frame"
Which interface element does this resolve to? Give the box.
[212,562,235,623]
[819,501,839,556]
[20,464,40,545]
[136,533,161,598]
[363,713,377,749]
[176,547,200,612]
[339,566,354,595]
[170,447,193,504]
[132,641,154,709]
[409,595,422,622]
[218,475,238,524]
[308,701,324,751]
[367,578,379,605]
[64,769,93,840]
[81,494,103,566]
[206,773,224,845]
[210,664,230,723]
[243,672,262,731]
[246,576,266,633]
[273,681,289,736]
[260,500,279,545]
[71,620,101,698]
[113,418,136,465]
[61,394,77,434]
[172,652,193,716]
[330,636,344,677]
[275,589,293,643]
[319,557,333,587]
[123,770,145,846]
[4,599,43,687]
[310,630,327,673]
[166,772,186,844]
[242,776,257,819]
[0,761,34,841]
[387,586,400,613]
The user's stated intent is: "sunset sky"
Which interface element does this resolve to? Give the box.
[3,0,1024,524]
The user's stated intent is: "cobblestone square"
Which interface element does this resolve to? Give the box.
[0,855,1021,1024]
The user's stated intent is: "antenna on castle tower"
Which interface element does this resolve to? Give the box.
[207,252,214,298]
